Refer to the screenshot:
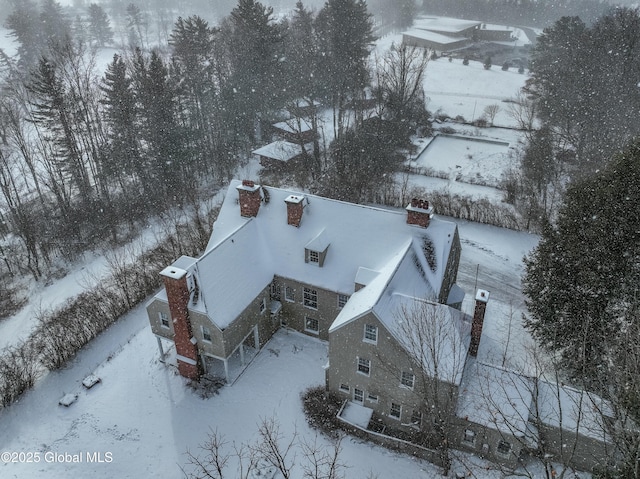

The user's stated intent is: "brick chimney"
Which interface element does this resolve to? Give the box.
[236,180,261,217]
[160,266,202,380]
[284,194,305,227]
[468,289,490,357]
[406,198,434,228]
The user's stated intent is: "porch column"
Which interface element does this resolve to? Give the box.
[223,358,229,382]
[156,337,165,363]
[240,343,245,365]
[253,326,259,349]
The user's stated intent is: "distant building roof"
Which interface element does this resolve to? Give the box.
[252,140,313,162]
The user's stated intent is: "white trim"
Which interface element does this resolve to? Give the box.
[177,354,197,366]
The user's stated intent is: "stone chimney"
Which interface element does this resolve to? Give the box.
[236,180,261,217]
[160,266,202,379]
[284,194,305,227]
[406,198,434,228]
[468,289,490,357]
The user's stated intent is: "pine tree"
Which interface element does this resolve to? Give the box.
[522,141,640,382]
[133,49,186,197]
[26,56,93,204]
[5,0,43,71]
[100,54,143,189]
[88,3,113,47]
[225,0,285,139]
[315,0,374,137]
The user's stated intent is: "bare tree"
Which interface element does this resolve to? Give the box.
[482,104,500,126]
[299,433,345,479]
[252,416,296,479]
[182,428,257,479]
[391,299,470,475]
[506,90,537,138]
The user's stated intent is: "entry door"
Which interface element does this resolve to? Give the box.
[353,388,364,404]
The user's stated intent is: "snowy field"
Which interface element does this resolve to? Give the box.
[0,216,537,479]
[410,135,516,188]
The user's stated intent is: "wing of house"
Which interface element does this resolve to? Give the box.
[147,179,462,383]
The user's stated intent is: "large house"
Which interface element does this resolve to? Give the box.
[147,180,613,472]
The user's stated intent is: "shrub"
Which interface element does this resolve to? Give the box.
[483,56,492,69]
[302,386,343,437]
[462,56,469,65]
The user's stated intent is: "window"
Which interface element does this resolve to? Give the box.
[400,371,415,389]
[496,440,511,456]
[367,393,378,403]
[159,311,170,328]
[202,326,212,342]
[411,410,422,426]
[337,294,349,308]
[339,384,350,393]
[271,282,281,300]
[354,388,364,404]
[303,287,317,309]
[357,357,371,376]
[390,402,401,420]
[260,298,267,314]
[308,250,319,263]
[305,316,319,334]
[363,324,377,343]
[285,286,295,302]
[463,429,476,446]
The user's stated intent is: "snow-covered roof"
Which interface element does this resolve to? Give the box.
[457,361,613,442]
[187,180,458,331]
[457,360,534,436]
[414,16,481,34]
[535,380,613,442]
[403,29,468,46]
[252,140,313,162]
[272,118,313,134]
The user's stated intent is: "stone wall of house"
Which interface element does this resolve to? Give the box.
[452,417,524,469]
[272,275,347,342]
[147,298,173,339]
[327,312,460,433]
[538,423,613,472]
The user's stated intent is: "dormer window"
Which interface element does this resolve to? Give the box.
[305,229,330,267]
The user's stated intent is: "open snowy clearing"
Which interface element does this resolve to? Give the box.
[410,134,516,188]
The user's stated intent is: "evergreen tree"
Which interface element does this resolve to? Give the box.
[39,0,72,50]
[5,0,42,71]
[26,56,93,204]
[315,0,374,137]
[522,141,640,382]
[133,49,186,197]
[225,0,285,139]
[87,3,113,47]
[100,53,143,190]
[282,1,320,102]
[169,16,218,172]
